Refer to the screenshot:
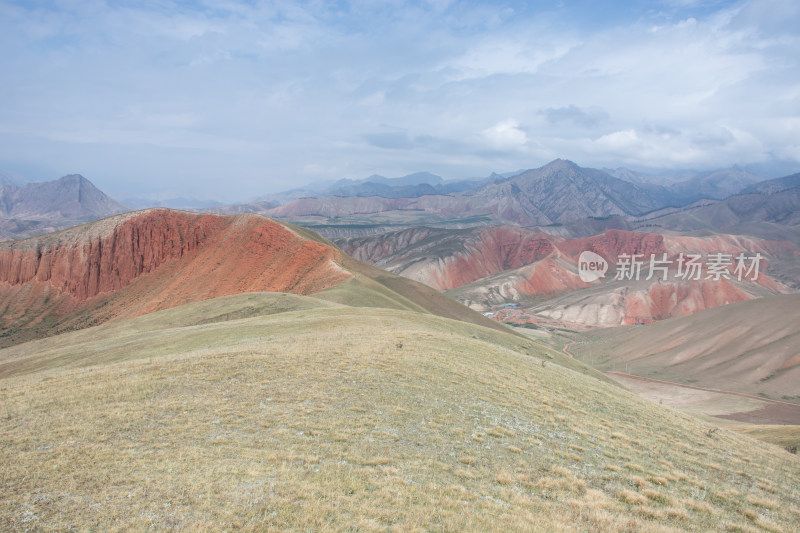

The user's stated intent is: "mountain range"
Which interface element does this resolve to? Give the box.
[0,175,128,241]
[235,160,778,236]
[1,171,799,530]
[337,225,797,326]
[1,162,791,243]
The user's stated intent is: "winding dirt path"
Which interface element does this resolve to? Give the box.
[562,340,576,358]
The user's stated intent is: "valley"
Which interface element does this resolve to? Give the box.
[4,2,800,530]
[1,164,798,531]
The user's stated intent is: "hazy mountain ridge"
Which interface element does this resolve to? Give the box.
[740,172,800,195]
[255,160,773,232]
[633,186,800,238]
[608,166,765,201]
[0,175,129,241]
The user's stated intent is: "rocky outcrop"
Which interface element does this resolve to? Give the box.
[0,210,225,301]
[0,209,352,345]
[339,225,796,327]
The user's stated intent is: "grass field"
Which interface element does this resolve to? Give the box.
[1,293,799,531]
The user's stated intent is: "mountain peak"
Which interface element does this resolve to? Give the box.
[60,173,88,181]
[543,158,580,170]
[0,175,128,239]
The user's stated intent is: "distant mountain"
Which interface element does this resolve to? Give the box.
[740,172,800,195]
[667,168,764,202]
[121,196,225,210]
[609,166,764,201]
[250,171,495,207]
[633,184,800,239]
[366,171,443,187]
[310,171,498,199]
[471,159,677,224]
[0,174,127,220]
[265,159,685,230]
[214,161,788,239]
[324,180,439,199]
[0,174,129,241]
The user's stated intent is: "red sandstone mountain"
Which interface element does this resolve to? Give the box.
[338,226,798,327]
[0,209,501,347]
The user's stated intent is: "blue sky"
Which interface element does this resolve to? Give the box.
[0,0,798,202]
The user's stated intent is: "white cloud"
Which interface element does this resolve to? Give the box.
[482,120,528,150]
[0,0,797,200]
[448,37,578,81]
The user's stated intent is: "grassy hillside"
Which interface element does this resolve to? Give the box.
[1,293,798,531]
[572,294,800,402]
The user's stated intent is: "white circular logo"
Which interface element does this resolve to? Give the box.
[578,251,608,282]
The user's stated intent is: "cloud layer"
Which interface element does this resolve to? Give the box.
[0,0,798,200]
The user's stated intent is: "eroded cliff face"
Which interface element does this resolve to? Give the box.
[0,209,352,346]
[559,230,668,262]
[0,210,226,301]
[425,227,556,290]
[340,226,796,327]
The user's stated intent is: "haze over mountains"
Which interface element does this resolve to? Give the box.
[0,163,799,530]
[3,161,798,332]
[209,160,791,238]
[0,175,128,241]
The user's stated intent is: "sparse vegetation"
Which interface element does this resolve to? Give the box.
[1,293,798,531]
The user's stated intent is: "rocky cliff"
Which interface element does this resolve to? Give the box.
[0,209,351,345]
[339,226,797,327]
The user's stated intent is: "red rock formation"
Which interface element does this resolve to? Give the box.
[428,227,555,290]
[559,229,668,262]
[341,226,796,327]
[622,279,754,325]
[0,210,227,301]
[0,209,352,344]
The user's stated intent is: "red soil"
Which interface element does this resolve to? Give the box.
[558,229,668,261]
[430,226,555,290]
[619,278,754,325]
[0,210,352,339]
[349,226,793,326]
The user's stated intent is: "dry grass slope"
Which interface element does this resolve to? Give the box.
[1,293,798,531]
[573,294,800,402]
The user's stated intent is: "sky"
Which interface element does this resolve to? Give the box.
[0,0,798,203]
